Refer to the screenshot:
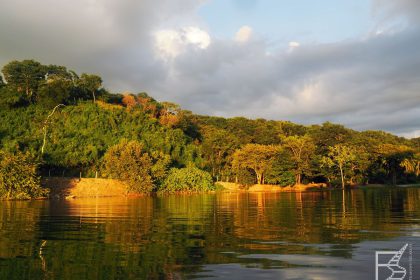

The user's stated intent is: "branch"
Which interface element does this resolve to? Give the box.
[41,104,65,155]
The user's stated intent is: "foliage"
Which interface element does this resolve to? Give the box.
[281,135,315,184]
[377,144,414,185]
[232,144,281,184]
[0,151,47,199]
[2,60,46,100]
[0,59,419,194]
[78,73,102,103]
[161,165,214,192]
[102,140,154,193]
[321,144,357,188]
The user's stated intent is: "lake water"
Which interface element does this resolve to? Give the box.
[1,188,420,279]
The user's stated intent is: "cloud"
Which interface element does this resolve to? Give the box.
[0,0,419,137]
[373,0,420,24]
[154,27,211,59]
[288,41,300,52]
[234,26,253,43]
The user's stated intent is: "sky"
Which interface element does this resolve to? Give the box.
[0,0,419,138]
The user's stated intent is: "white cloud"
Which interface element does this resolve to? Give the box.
[0,0,419,136]
[154,27,211,59]
[288,41,300,52]
[234,26,253,43]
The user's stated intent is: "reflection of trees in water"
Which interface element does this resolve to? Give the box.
[0,189,420,279]
[0,200,47,279]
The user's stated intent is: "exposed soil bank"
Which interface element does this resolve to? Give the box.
[43,177,130,199]
[217,182,328,192]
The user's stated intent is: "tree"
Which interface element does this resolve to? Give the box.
[102,140,154,193]
[400,153,420,177]
[232,144,280,184]
[41,104,65,156]
[1,60,46,100]
[281,135,315,185]
[78,73,102,103]
[44,64,74,83]
[309,122,353,154]
[377,144,413,186]
[201,126,239,180]
[0,151,47,199]
[161,164,214,192]
[321,144,356,188]
[159,102,181,128]
[121,93,137,108]
[37,79,72,108]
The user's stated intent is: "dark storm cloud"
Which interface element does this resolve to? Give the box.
[0,0,419,137]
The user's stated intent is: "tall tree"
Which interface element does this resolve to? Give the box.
[201,126,239,180]
[377,144,413,186]
[1,60,46,100]
[37,79,72,108]
[232,144,280,184]
[321,144,356,188]
[281,135,315,185]
[78,73,102,103]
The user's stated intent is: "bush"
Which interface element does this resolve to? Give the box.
[0,151,48,199]
[161,165,214,192]
[102,140,154,193]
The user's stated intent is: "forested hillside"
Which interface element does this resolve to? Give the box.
[0,59,419,197]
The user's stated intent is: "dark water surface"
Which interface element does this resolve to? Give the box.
[1,188,420,279]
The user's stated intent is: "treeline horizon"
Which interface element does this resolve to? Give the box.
[0,59,419,198]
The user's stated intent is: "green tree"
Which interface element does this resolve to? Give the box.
[78,73,102,103]
[321,144,356,188]
[232,144,280,184]
[1,60,46,100]
[37,79,72,108]
[0,151,47,199]
[201,126,239,180]
[281,135,315,185]
[102,140,154,193]
[377,144,413,186]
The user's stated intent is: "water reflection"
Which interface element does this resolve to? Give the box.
[0,188,420,279]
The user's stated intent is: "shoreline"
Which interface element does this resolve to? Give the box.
[2,177,417,201]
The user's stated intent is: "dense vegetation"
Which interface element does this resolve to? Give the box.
[0,151,47,199]
[0,59,419,197]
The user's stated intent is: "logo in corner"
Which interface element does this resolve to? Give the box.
[376,244,412,280]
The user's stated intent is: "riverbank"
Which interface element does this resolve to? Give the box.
[43,177,130,199]
[41,178,420,199]
[43,178,329,199]
[216,182,328,192]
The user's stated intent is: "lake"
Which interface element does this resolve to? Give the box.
[1,188,420,279]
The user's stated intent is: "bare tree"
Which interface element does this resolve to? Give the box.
[41,104,65,155]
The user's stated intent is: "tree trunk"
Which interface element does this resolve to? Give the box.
[256,173,262,184]
[339,164,345,189]
[296,173,301,185]
[392,167,397,186]
[92,91,96,103]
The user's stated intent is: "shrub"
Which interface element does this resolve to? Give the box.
[161,165,214,192]
[0,151,48,199]
[102,140,154,193]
